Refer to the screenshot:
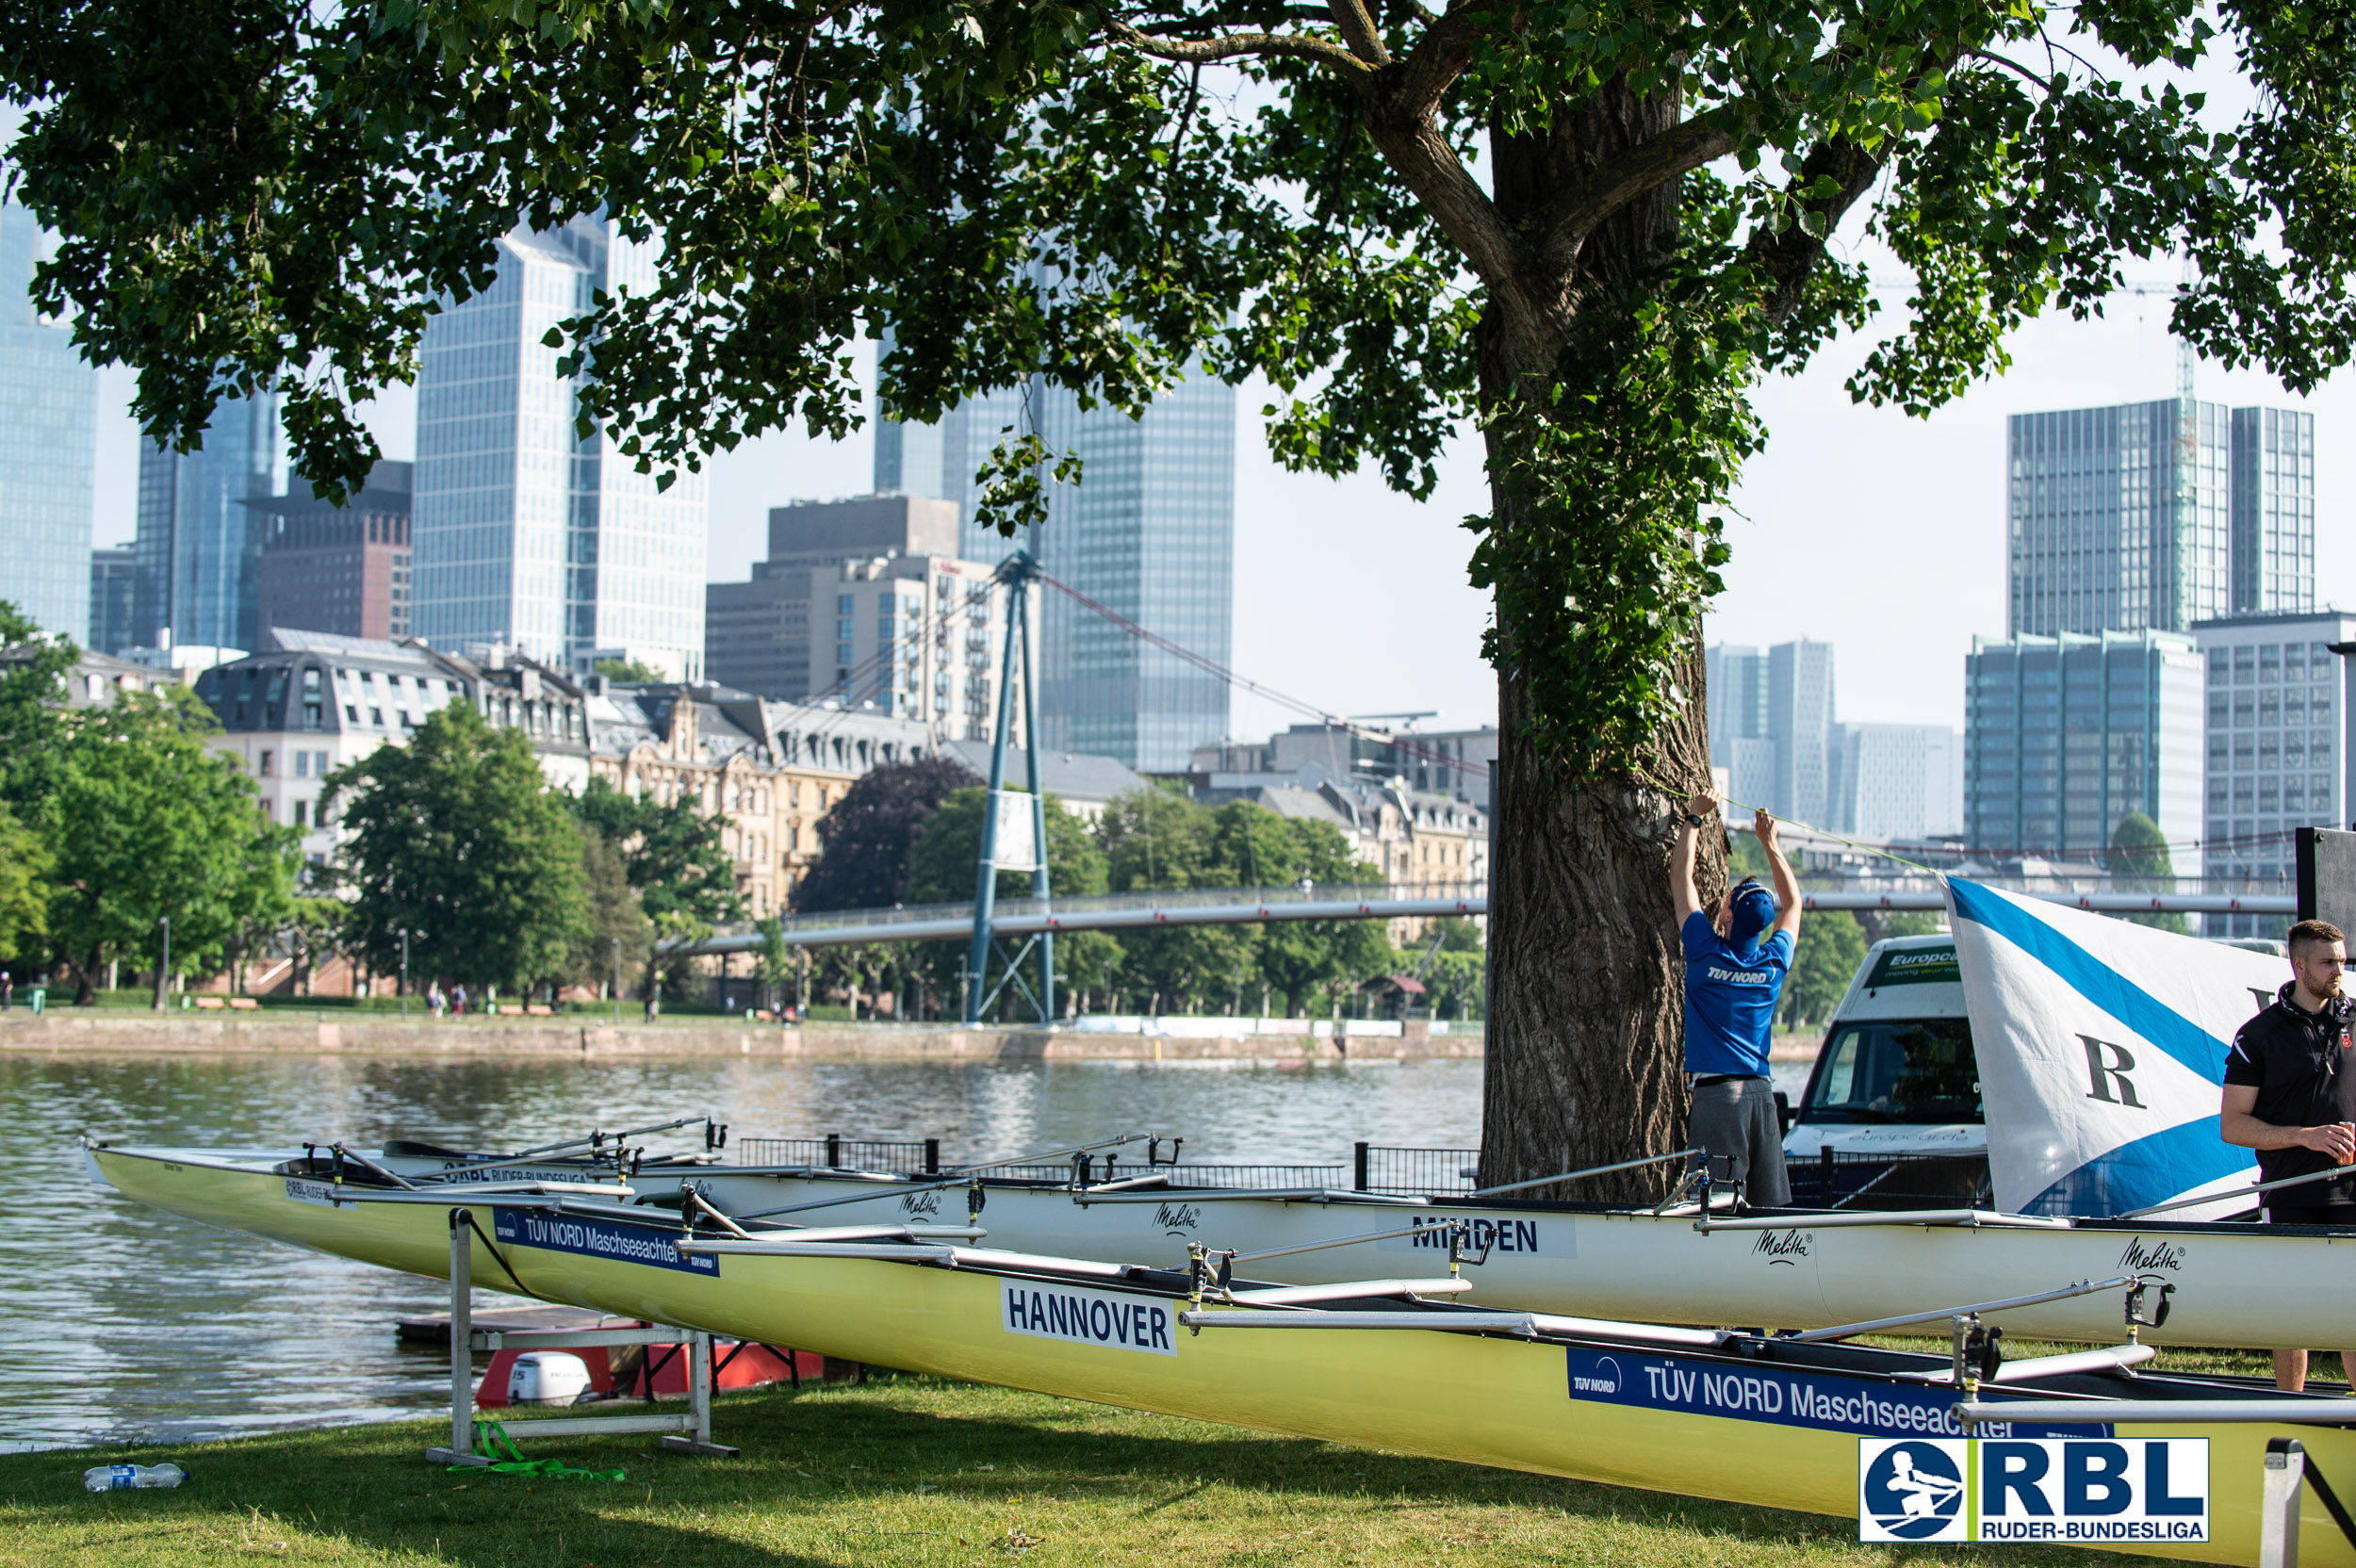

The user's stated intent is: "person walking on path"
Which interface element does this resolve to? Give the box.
[1671,789,1802,1207]
[2222,918,2356,1390]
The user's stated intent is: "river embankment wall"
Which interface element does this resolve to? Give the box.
[0,1013,1488,1061]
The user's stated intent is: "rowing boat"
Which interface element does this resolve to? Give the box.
[86,1135,2356,1352]
[667,1163,2356,1352]
[83,1139,2356,1568]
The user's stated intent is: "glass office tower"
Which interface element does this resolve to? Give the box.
[876,367,1235,772]
[2007,398,2315,638]
[412,215,708,677]
[133,391,283,654]
[0,203,98,644]
[1963,629,2203,858]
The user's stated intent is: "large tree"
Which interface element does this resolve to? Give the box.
[325,702,588,991]
[570,776,743,926]
[42,688,300,1004]
[793,754,979,912]
[8,0,2353,1187]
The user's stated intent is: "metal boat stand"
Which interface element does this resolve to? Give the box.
[423,1206,740,1465]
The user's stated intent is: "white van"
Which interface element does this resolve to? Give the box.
[1780,934,1988,1208]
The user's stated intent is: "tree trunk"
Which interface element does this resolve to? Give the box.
[1472,80,1732,1203]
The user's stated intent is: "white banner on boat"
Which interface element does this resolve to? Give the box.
[1944,879,2276,1218]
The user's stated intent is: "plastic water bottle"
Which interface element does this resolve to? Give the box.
[84,1463,187,1492]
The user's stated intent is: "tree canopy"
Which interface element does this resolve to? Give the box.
[794,754,979,911]
[42,687,300,1003]
[571,776,743,926]
[6,0,2348,758]
[325,701,588,989]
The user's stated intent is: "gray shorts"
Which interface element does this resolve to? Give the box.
[1688,1075,1790,1207]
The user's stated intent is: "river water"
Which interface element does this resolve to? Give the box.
[11,1052,1812,1449]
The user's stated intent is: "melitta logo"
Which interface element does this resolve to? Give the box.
[1752,1229,1812,1263]
[900,1189,944,1217]
[2117,1236,2186,1274]
[1153,1202,1202,1233]
[1857,1439,2209,1544]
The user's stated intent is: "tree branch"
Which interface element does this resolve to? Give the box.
[1326,0,1391,66]
[1107,17,1370,72]
[1747,134,1884,323]
[1389,0,1492,119]
[1538,113,1742,275]
[1968,47,2055,93]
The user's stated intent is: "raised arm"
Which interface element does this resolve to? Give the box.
[1756,808,1802,941]
[1673,790,1719,927]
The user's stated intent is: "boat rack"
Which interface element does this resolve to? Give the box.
[423,1205,740,1466]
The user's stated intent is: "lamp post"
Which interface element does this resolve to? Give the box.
[399,929,411,1019]
[612,937,621,1026]
[153,915,170,1012]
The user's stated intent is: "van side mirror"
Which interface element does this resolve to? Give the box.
[1774,1089,1794,1135]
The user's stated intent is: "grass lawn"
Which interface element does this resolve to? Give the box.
[0,1374,2155,1568]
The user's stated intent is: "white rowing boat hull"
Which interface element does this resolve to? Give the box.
[682,1172,2356,1349]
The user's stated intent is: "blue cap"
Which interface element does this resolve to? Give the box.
[1727,880,1778,949]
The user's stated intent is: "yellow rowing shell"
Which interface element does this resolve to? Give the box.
[88,1144,2356,1568]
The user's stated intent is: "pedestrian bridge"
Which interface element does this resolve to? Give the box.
[671,881,1489,955]
[665,877,2293,955]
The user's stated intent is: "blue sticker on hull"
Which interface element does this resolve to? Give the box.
[1564,1348,2103,1440]
[493,1206,718,1275]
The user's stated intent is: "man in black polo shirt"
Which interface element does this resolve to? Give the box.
[2222,917,2356,1391]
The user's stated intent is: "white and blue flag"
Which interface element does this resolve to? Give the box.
[1945,879,2282,1217]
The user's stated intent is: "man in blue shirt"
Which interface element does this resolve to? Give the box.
[1672,788,1802,1205]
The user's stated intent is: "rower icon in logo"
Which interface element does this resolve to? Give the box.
[1861,1442,1965,1540]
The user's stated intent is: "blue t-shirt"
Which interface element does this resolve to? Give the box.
[1680,910,1792,1077]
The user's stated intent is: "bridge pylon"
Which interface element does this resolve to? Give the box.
[964,550,1055,1024]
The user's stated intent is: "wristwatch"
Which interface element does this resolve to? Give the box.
[1682,811,1708,829]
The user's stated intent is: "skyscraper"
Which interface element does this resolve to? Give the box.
[88,547,137,656]
[2006,398,2315,638]
[1705,639,1836,825]
[1963,629,2202,858]
[875,367,1235,772]
[0,202,98,644]
[412,216,707,678]
[1828,723,1963,841]
[133,391,283,654]
[254,461,414,642]
[2190,612,2356,937]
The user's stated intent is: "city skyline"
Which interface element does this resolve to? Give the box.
[65,296,2355,744]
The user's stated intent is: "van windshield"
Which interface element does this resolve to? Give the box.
[1802,1019,1982,1124]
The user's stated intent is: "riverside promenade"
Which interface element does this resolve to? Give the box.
[0,1011,1485,1061]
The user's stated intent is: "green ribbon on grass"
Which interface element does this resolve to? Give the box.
[448,1419,626,1481]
